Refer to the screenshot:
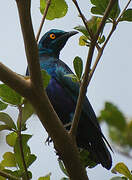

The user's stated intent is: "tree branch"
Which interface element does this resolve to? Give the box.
[18,105,29,180]
[16,0,43,94]
[95,0,117,40]
[36,0,51,42]
[0,1,90,179]
[117,0,132,23]
[70,41,96,135]
[70,0,117,136]
[72,0,93,39]
[88,23,116,84]
[0,62,31,98]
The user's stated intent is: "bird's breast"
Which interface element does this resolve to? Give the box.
[46,78,75,124]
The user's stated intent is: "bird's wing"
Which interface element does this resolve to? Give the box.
[55,60,113,152]
[55,59,101,130]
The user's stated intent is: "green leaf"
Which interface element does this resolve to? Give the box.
[120,9,132,22]
[41,70,51,88]
[21,100,34,127]
[98,102,126,131]
[6,132,17,147]
[110,177,125,180]
[64,74,78,83]
[74,26,89,37]
[58,160,68,177]
[0,176,6,180]
[108,126,125,146]
[0,101,8,111]
[73,56,83,80]
[80,149,97,168]
[98,35,105,44]
[112,162,132,179]
[0,84,23,105]
[40,0,68,20]
[0,125,12,131]
[90,0,120,20]
[1,152,16,167]
[79,35,88,46]
[126,121,132,147]
[0,112,16,130]
[38,173,51,180]
[26,154,37,168]
[14,134,34,170]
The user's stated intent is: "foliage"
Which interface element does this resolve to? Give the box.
[40,0,68,20]
[98,102,132,150]
[0,70,51,179]
[111,162,132,180]
[0,0,132,179]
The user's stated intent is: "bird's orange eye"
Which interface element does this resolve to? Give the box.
[49,33,56,39]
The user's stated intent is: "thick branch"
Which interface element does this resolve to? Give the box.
[0,62,31,98]
[27,88,88,180]
[0,60,88,180]
[16,0,43,93]
[0,1,89,180]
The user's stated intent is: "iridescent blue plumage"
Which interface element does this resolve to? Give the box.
[26,29,112,169]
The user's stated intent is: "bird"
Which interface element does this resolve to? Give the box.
[26,29,112,170]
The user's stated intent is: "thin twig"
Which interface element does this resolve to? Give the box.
[88,0,131,84]
[95,0,117,40]
[88,48,103,83]
[18,105,29,180]
[88,23,116,83]
[102,23,116,50]
[36,0,51,42]
[70,41,96,135]
[117,0,132,23]
[70,0,117,136]
[72,0,93,39]
[0,170,20,180]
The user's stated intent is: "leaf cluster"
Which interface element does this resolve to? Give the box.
[74,0,132,47]
[98,102,132,150]
[0,70,51,180]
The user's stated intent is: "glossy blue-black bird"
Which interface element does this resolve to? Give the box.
[26,29,112,170]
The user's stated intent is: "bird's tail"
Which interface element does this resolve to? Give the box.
[89,136,112,170]
[77,129,112,170]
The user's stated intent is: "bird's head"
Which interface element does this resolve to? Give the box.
[38,29,78,58]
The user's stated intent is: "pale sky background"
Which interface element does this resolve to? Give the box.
[0,0,132,180]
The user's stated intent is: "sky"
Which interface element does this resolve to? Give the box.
[0,0,132,180]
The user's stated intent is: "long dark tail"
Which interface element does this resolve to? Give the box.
[89,136,112,170]
[77,118,112,170]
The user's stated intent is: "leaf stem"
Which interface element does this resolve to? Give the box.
[36,0,51,42]
[18,105,29,180]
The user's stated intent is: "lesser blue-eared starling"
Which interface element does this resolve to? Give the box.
[26,29,112,170]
